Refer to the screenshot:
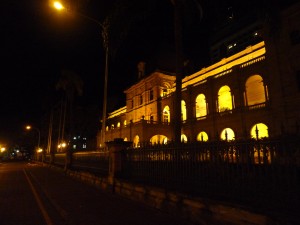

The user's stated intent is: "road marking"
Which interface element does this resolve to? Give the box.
[23,169,54,225]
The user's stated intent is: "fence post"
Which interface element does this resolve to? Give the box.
[106,138,132,189]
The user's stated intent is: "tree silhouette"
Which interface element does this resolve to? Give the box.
[56,69,83,151]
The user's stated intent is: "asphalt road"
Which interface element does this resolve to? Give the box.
[0,161,193,225]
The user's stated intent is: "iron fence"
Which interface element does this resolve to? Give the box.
[39,138,300,217]
[122,139,300,216]
[71,151,109,176]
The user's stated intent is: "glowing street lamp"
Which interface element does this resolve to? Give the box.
[51,1,109,148]
[0,147,6,153]
[53,1,64,10]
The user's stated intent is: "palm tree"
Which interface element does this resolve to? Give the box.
[56,69,83,152]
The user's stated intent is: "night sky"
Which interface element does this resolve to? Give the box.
[1,0,217,145]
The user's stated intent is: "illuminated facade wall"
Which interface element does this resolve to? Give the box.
[97,2,300,147]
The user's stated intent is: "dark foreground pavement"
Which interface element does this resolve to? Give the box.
[0,161,195,225]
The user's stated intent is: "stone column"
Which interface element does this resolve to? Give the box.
[106,138,132,188]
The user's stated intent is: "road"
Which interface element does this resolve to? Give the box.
[0,161,193,225]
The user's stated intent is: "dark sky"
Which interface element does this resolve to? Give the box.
[1,0,211,145]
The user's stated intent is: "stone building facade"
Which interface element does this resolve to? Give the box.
[97,1,300,148]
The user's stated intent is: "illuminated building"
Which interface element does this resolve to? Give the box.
[97,1,300,147]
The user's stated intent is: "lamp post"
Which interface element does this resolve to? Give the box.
[26,125,41,151]
[53,1,109,148]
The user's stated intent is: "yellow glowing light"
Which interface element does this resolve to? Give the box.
[53,1,64,10]
[150,135,168,145]
[58,142,67,148]
[220,128,235,141]
[1,147,6,153]
[218,86,233,112]
[251,123,269,139]
[197,132,208,142]
[37,148,43,153]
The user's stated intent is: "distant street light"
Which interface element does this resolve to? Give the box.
[52,1,109,148]
[26,125,41,151]
[0,147,6,153]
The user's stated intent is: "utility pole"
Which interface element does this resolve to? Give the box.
[172,0,184,144]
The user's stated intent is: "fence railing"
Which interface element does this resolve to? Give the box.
[122,139,300,216]
[38,138,300,217]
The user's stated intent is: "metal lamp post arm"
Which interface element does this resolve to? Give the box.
[63,7,109,147]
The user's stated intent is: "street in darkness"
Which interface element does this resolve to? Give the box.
[0,161,195,225]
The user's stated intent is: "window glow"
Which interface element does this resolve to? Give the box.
[220,128,235,141]
[181,134,188,143]
[181,100,187,121]
[218,85,233,112]
[197,132,208,141]
[195,94,207,118]
[251,123,269,139]
[245,75,266,106]
[133,135,140,148]
[150,135,168,145]
[163,105,170,123]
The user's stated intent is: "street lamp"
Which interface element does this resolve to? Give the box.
[26,125,41,151]
[52,1,109,148]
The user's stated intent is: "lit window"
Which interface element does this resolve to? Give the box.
[250,123,269,139]
[150,135,168,145]
[133,135,140,148]
[220,128,235,141]
[197,131,208,141]
[181,134,188,143]
[163,105,170,123]
[218,85,233,112]
[181,100,187,121]
[195,94,207,118]
[245,75,266,106]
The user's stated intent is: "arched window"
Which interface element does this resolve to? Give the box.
[195,94,207,118]
[117,122,120,128]
[160,82,172,97]
[245,75,266,106]
[197,131,208,141]
[163,105,170,123]
[250,123,269,139]
[124,137,128,141]
[150,135,168,145]
[105,126,109,131]
[124,120,127,127]
[181,134,188,143]
[218,86,233,112]
[181,100,187,121]
[220,128,235,141]
[133,135,140,148]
